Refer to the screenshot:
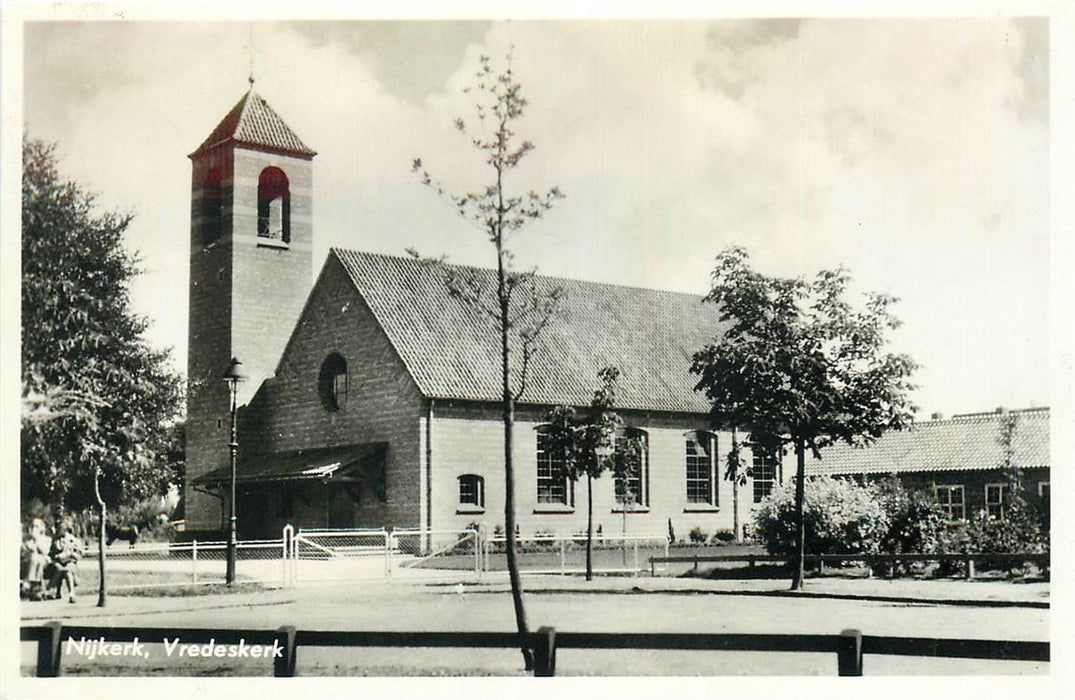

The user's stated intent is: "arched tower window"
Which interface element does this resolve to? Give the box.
[318,353,348,411]
[257,167,290,244]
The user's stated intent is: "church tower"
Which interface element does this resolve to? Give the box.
[184,83,316,532]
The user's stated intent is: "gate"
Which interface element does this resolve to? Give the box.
[285,526,480,584]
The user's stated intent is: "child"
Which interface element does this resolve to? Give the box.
[48,524,84,603]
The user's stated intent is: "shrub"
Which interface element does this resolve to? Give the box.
[711,528,736,544]
[874,477,946,556]
[688,526,707,545]
[753,476,889,558]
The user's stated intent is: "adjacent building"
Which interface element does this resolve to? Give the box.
[804,407,1050,520]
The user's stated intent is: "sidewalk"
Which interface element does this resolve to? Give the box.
[21,572,1048,624]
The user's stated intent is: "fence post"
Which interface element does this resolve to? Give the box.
[819,555,825,575]
[385,529,392,579]
[192,539,198,584]
[273,625,297,677]
[36,621,63,677]
[560,538,566,575]
[889,554,897,580]
[837,629,863,676]
[748,554,756,570]
[532,626,557,677]
[966,556,975,580]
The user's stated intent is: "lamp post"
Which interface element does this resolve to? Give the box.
[223,357,246,585]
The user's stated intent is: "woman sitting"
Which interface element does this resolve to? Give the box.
[20,518,52,600]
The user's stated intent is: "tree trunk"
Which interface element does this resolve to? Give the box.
[586,472,594,581]
[94,468,107,607]
[497,242,532,670]
[790,439,807,590]
[731,427,740,543]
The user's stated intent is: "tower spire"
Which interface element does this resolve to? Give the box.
[247,24,255,89]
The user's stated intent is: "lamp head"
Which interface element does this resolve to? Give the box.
[222,357,246,383]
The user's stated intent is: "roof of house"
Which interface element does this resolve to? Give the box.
[191,88,316,158]
[332,248,729,413]
[806,408,1050,476]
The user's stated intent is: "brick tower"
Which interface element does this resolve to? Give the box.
[184,82,316,532]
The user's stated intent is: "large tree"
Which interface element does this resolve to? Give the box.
[21,137,182,604]
[411,52,564,667]
[691,247,916,589]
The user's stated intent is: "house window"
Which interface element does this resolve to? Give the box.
[317,353,348,411]
[752,450,778,503]
[614,429,649,508]
[935,485,965,521]
[257,167,290,244]
[685,431,717,506]
[985,483,1008,519]
[536,429,570,505]
[458,474,484,509]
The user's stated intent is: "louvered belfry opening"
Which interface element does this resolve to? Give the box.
[257,166,290,243]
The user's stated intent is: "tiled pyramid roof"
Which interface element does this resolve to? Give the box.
[191,89,316,158]
[332,249,729,413]
[806,408,1050,475]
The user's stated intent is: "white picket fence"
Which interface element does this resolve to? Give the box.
[71,525,669,592]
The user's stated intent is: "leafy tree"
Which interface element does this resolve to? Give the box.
[410,52,564,667]
[545,366,641,581]
[691,247,916,589]
[22,137,182,605]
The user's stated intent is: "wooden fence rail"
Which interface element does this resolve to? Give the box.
[648,551,1050,578]
[20,622,1048,677]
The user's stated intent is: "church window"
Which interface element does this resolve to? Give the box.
[685,431,717,506]
[458,474,485,509]
[318,353,348,411]
[536,428,571,506]
[257,167,290,244]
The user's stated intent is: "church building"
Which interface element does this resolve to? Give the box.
[183,86,780,541]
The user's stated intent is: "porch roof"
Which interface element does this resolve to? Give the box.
[194,442,387,486]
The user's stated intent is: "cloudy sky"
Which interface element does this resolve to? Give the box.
[19,15,1051,419]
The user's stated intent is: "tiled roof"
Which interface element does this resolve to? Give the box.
[191,89,316,158]
[806,408,1050,476]
[332,249,729,413]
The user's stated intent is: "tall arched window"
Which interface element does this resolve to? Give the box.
[536,427,571,506]
[685,431,718,506]
[318,353,348,411]
[614,428,649,508]
[258,167,290,244]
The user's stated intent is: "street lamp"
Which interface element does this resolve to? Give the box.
[222,357,246,585]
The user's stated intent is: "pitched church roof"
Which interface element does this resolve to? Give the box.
[805,407,1050,476]
[191,88,316,158]
[332,249,729,414]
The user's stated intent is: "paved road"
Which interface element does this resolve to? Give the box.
[21,576,1049,676]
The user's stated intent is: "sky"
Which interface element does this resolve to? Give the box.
[18,15,1052,419]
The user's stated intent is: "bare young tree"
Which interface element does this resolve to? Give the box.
[411,51,564,668]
